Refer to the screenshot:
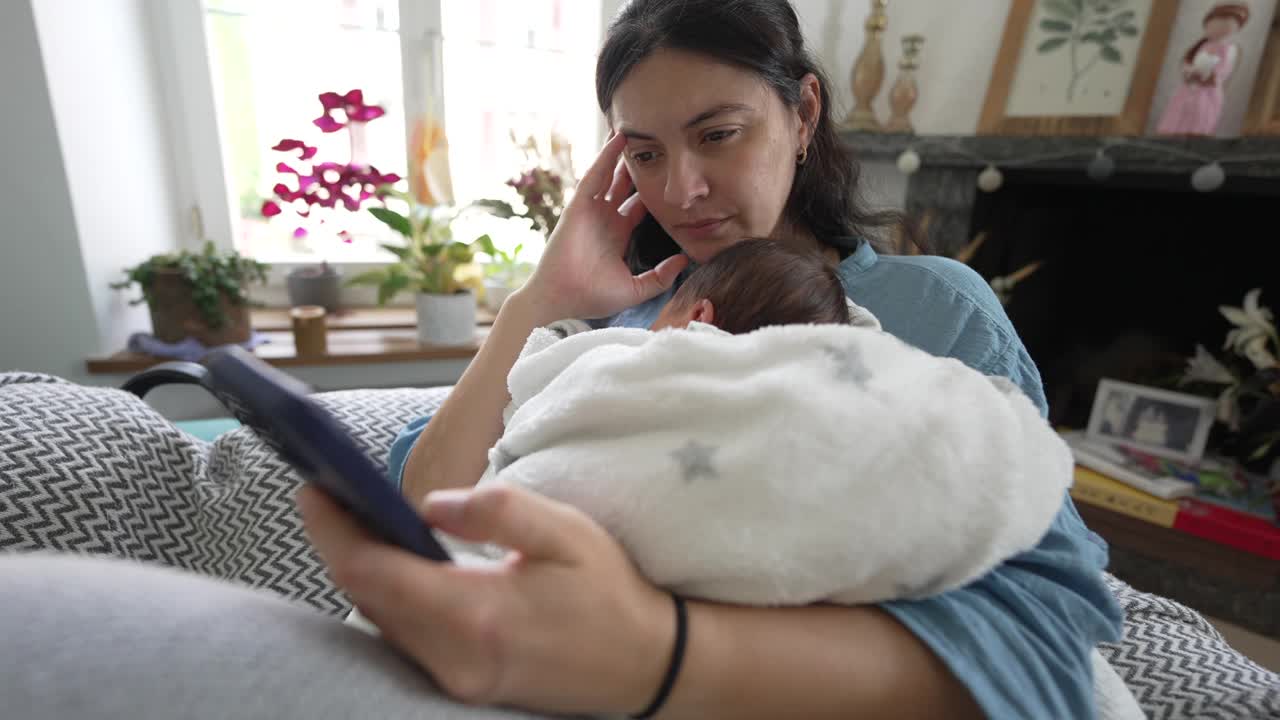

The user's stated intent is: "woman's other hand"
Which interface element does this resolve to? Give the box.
[298,483,675,716]
[519,132,689,322]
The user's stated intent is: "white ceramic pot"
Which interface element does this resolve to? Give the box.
[415,290,477,346]
[483,279,515,313]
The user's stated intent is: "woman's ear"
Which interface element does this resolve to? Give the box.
[690,298,716,326]
[796,72,821,151]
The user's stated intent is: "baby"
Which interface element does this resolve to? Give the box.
[352,240,1135,718]
[544,238,882,342]
[466,239,1074,607]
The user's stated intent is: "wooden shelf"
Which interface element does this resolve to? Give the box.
[1077,501,1280,638]
[1078,502,1279,590]
[86,325,489,374]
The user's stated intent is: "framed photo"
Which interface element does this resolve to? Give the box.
[1245,9,1280,134]
[1148,1,1277,138]
[1086,378,1218,464]
[979,0,1178,135]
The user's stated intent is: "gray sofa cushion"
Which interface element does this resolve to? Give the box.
[1,371,1276,718]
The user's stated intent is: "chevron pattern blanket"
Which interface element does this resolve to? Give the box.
[0,371,1276,718]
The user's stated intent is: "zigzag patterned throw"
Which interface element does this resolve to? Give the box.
[1098,574,1280,719]
[0,372,447,615]
[1,371,1276,717]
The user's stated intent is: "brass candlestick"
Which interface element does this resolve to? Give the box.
[845,0,889,131]
[886,34,925,134]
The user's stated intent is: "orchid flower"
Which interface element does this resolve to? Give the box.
[260,90,402,242]
[314,89,386,133]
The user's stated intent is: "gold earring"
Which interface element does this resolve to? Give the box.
[797,147,809,166]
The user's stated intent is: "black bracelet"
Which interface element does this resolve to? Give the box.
[631,593,688,719]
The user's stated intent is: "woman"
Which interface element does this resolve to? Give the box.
[336,1,1121,717]
[2,1,1121,718]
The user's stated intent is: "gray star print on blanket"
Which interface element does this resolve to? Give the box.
[671,440,718,483]
[822,344,870,384]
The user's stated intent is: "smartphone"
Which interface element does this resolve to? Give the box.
[201,346,451,562]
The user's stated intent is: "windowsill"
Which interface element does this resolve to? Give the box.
[249,305,496,331]
[84,306,497,375]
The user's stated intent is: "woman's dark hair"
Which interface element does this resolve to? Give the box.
[596,0,910,272]
[669,238,848,334]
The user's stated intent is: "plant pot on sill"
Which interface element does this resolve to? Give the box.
[415,290,476,346]
[483,278,518,313]
[148,269,252,346]
[287,263,343,312]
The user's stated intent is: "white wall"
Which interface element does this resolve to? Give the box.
[31,0,184,356]
[0,0,102,381]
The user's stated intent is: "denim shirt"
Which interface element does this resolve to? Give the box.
[388,239,1124,719]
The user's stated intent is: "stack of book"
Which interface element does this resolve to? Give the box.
[1063,431,1280,561]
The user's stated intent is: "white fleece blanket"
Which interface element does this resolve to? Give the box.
[468,321,1075,607]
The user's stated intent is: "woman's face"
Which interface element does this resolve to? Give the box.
[609,48,817,264]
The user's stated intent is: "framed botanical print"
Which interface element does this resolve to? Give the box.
[979,0,1178,135]
[1244,10,1280,134]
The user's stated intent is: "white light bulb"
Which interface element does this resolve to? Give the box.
[896,148,922,175]
[1087,151,1115,181]
[1191,162,1225,192]
[977,165,1004,193]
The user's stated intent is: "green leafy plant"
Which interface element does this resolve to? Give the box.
[1037,0,1139,102]
[110,242,270,329]
[474,235,533,285]
[346,188,488,304]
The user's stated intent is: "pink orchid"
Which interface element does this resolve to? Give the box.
[313,89,386,133]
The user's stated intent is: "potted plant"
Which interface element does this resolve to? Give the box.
[475,236,534,312]
[1179,289,1280,518]
[347,188,487,346]
[468,134,571,311]
[111,242,269,346]
[286,261,343,312]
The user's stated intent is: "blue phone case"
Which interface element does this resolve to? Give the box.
[202,346,451,562]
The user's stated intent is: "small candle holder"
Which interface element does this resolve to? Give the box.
[885,35,925,134]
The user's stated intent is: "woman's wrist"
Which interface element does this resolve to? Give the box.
[503,282,567,329]
[630,593,688,719]
[606,581,680,718]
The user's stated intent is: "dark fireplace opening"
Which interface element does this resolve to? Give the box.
[965,170,1280,429]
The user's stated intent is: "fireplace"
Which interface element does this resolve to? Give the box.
[965,170,1279,428]
[846,132,1280,428]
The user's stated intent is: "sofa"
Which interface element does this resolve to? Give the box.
[1,370,1277,718]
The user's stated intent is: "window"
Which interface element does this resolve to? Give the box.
[195,0,605,267]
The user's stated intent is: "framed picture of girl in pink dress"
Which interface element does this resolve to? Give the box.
[1149,1,1278,137]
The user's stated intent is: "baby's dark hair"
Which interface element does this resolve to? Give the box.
[670,239,849,334]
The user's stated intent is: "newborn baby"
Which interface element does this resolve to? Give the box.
[463,240,1074,606]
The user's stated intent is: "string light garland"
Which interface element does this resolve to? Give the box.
[893,137,1280,193]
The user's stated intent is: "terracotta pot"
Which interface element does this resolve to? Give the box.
[147,269,252,346]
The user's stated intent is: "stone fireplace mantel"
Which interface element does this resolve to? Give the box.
[839,131,1280,177]
[838,132,1280,259]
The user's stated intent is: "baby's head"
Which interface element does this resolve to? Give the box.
[650,238,849,334]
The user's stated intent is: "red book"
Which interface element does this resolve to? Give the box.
[1173,498,1280,561]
